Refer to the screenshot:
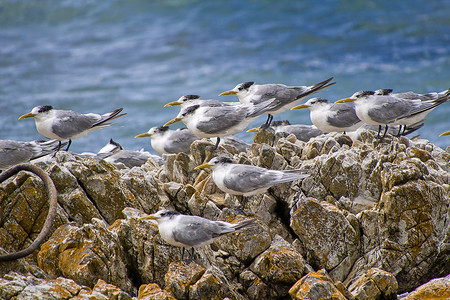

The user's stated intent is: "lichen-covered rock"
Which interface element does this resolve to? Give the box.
[1,130,449,299]
[138,283,176,300]
[214,209,272,264]
[289,269,347,300]
[0,272,132,299]
[249,235,306,298]
[37,218,135,294]
[402,274,450,300]
[347,268,398,299]
[290,198,360,282]
[164,260,206,299]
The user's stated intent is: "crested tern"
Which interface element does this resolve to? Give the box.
[247,120,323,142]
[19,105,126,152]
[375,88,450,136]
[336,90,450,138]
[291,97,363,133]
[219,77,335,127]
[164,100,277,151]
[0,139,61,170]
[139,209,255,259]
[194,156,309,197]
[135,126,200,155]
[97,138,162,167]
[164,94,238,109]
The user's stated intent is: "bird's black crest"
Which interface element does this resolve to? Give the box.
[183,105,200,116]
[38,105,53,113]
[184,95,200,100]
[156,126,170,132]
[159,210,180,218]
[109,138,123,149]
[356,91,375,98]
[215,156,233,164]
[314,98,329,104]
[239,82,254,91]
[376,89,393,95]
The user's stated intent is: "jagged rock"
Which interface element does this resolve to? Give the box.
[1,131,449,299]
[0,272,132,299]
[402,274,450,299]
[138,283,176,300]
[347,268,398,299]
[37,218,136,294]
[289,269,347,300]
[249,235,306,298]
[290,198,360,282]
[164,260,206,299]
[214,209,272,264]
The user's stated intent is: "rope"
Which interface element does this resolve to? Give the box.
[0,164,58,261]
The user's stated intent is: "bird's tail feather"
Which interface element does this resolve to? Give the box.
[399,90,449,120]
[93,108,127,127]
[231,218,256,231]
[296,77,336,100]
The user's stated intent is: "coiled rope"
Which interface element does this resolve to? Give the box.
[0,164,57,261]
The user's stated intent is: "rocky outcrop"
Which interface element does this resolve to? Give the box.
[1,129,449,299]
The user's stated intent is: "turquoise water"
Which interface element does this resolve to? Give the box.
[1,0,449,153]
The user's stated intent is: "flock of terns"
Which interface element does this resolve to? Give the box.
[1,78,449,257]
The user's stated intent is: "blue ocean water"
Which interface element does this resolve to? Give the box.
[1,0,449,154]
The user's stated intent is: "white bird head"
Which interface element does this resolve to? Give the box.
[165,95,200,107]
[138,209,180,223]
[135,125,170,138]
[19,105,54,120]
[291,97,330,111]
[164,104,200,126]
[219,82,255,97]
[194,156,233,170]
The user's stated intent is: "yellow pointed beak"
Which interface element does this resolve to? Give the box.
[18,112,36,120]
[439,130,450,137]
[164,101,181,107]
[246,127,259,133]
[135,132,152,138]
[194,163,212,170]
[219,90,237,96]
[291,104,309,110]
[164,117,182,126]
[138,214,159,221]
[335,98,354,103]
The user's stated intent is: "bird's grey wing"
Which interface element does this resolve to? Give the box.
[52,111,98,138]
[223,165,281,193]
[195,107,245,134]
[172,217,232,247]
[0,141,33,168]
[367,98,416,124]
[327,104,361,128]
[106,150,149,168]
[164,130,199,153]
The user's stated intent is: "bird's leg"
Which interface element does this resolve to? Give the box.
[181,247,185,260]
[396,125,403,137]
[382,125,389,139]
[208,137,220,152]
[65,140,72,151]
[376,125,382,139]
[401,125,407,136]
[52,141,62,157]
[260,114,273,129]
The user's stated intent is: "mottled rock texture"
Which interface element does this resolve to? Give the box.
[1,130,449,299]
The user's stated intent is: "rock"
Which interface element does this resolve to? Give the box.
[137,283,176,300]
[289,269,347,300]
[249,235,306,297]
[402,274,450,299]
[164,260,206,299]
[0,272,132,299]
[37,218,136,294]
[290,198,360,282]
[1,130,449,299]
[347,268,398,299]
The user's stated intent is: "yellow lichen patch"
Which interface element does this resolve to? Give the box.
[289,269,347,300]
[138,283,176,300]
